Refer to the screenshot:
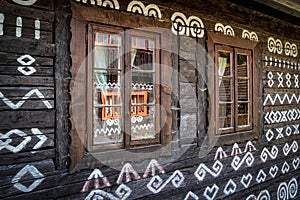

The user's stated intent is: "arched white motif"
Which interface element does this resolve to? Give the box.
[285,42,298,57]
[285,42,291,56]
[127,1,161,19]
[214,23,235,36]
[12,0,37,6]
[171,12,188,36]
[187,16,204,38]
[16,17,22,37]
[145,4,162,19]
[242,30,258,41]
[0,13,4,36]
[171,12,205,38]
[127,1,145,14]
[291,43,298,57]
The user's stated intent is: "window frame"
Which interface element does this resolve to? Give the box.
[207,30,262,146]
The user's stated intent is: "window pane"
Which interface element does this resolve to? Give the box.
[237,54,248,77]
[238,103,250,127]
[219,103,233,129]
[237,78,249,100]
[130,36,157,141]
[218,51,231,77]
[219,77,232,102]
[93,32,122,145]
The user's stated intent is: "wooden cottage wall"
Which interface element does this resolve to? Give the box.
[0,0,299,199]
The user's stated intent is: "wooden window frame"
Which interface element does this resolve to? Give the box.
[69,2,172,170]
[207,31,263,146]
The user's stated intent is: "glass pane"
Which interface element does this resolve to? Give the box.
[94,32,121,70]
[237,54,248,77]
[219,77,232,102]
[93,32,122,145]
[131,106,156,140]
[237,78,249,100]
[219,103,233,129]
[131,37,155,71]
[218,51,231,77]
[238,103,249,126]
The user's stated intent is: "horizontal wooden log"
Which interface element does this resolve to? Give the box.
[0,110,55,129]
[0,36,55,56]
[0,0,54,22]
[0,66,54,77]
[0,52,54,66]
[0,75,54,86]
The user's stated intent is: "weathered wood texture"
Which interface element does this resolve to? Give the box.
[0,0,299,199]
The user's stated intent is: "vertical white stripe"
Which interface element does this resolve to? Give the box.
[0,13,4,36]
[16,17,22,37]
[35,19,40,40]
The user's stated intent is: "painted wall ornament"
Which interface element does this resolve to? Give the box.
[242,30,258,41]
[246,190,270,200]
[284,42,298,57]
[231,152,254,171]
[203,184,219,200]
[277,178,298,200]
[171,12,205,38]
[11,165,45,193]
[85,184,132,200]
[12,0,37,6]
[127,1,162,19]
[214,23,235,36]
[74,0,120,10]
[214,147,228,160]
[268,37,283,54]
[194,160,223,181]
[240,173,252,188]
[116,163,140,184]
[147,170,184,194]
[260,146,278,162]
[143,159,165,178]
[81,168,111,192]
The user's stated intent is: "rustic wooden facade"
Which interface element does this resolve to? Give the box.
[0,0,299,199]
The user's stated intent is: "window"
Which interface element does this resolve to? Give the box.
[216,46,252,134]
[207,31,262,145]
[88,25,162,151]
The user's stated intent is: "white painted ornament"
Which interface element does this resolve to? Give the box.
[11,165,45,193]
[116,163,140,184]
[184,191,199,200]
[203,184,219,200]
[81,168,111,192]
[246,190,270,200]
[127,1,162,19]
[231,152,254,171]
[256,170,267,183]
[240,173,252,188]
[194,160,223,181]
[85,184,132,200]
[223,179,236,196]
[277,178,298,200]
[143,159,165,178]
[260,145,278,162]
[214,147,228,160]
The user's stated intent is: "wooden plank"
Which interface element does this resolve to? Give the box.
[0,52,53,66]
[0,66,54,77]
[0,0,54,22]
[0,110,55,129]
[0,36,55,56]
[0,75,54,86]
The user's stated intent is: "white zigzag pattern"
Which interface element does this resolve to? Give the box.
[131,123,154,131]
[264,93,300,106]
[95,127,121,136]
[0,89,52,110]
[264,109,300,124]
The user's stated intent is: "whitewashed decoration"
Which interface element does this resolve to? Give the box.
[147,170,184,194]
[131,123,154,132]
[267,72,274,87]
[265,129,274,142]
[143,159,165,178]
[231,143,242,156]
[264,109,300,124]
[81,168,111,192]
[203,184,219,200]
[85,184,132,200]
[242,30,258,41]
[127,1,161,19]
[16,16,22,37]
[194,160,223,181]
[269,165,279,178]
[223,179,236,196]
[214,23,235,36]
[244,141,257,152]
[260,146,278,162]
[214,147,228,160]
[245,190,270,200]
[293,157,300,170]
[74,0,120,10]
[264,56,300,69]
[0,128,47,153]
[268,37,283,54]
[266,125,299,141]
[95,127,121,136]
[240,173,252,188]
[264,93,300,106]
[184,191,199,200]
[256,170,267,183]
[277,178,298,200]
[281,161,290,174]
[12,0,37,6]
[17,54,37,76]
[231,152,254,171]
[171,12,205,38]
[284,42,298,57]
[0,89,53,110]
[282,141,298,156]
[11,165,45,193]
[116,163,140,184]
[35,19,40,40]
[0,13,4,35]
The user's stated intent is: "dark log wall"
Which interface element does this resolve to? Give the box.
[0,0,299,199]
